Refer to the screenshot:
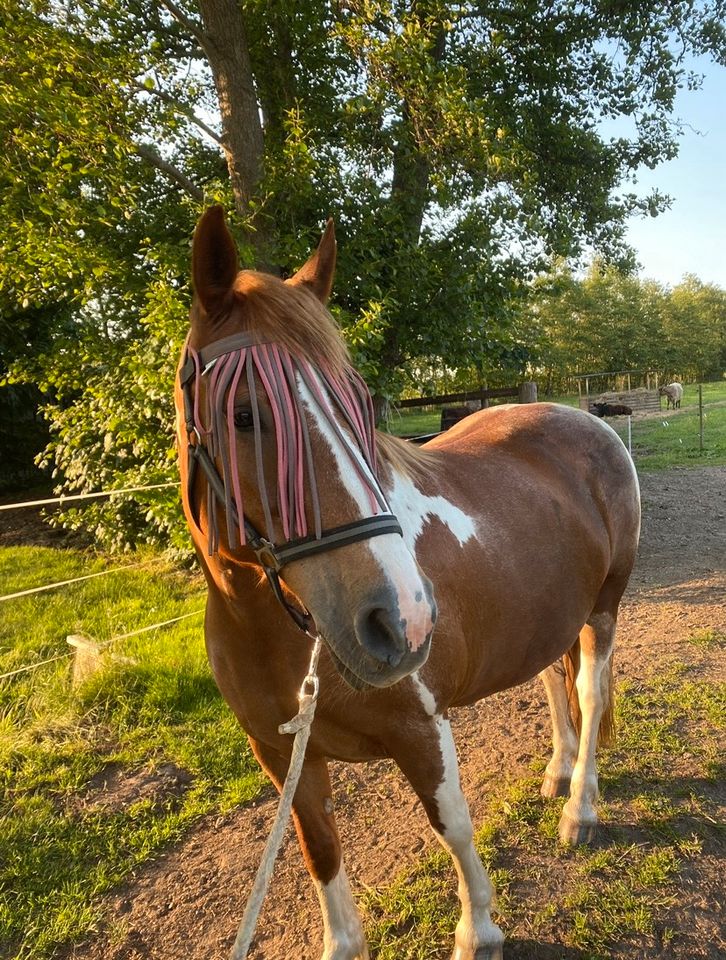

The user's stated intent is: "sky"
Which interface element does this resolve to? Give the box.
[619,58,726,289]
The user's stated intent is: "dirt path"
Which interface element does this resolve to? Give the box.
[68,467,725,960]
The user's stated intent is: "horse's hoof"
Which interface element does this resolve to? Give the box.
[558,812,597,845]
[452,938,504,960]
[540,773,571,798]
[474,947,504,960]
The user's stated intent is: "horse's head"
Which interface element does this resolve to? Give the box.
[177,207,436,689]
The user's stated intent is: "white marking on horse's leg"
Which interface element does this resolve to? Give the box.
[559,614,615,844]
[539,661,579,797]
[313,863,369,960]
[432,715,504,960]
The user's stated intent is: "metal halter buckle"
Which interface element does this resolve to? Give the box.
[252,538,282,573]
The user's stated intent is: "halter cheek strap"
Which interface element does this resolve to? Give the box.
[179,333,403,635]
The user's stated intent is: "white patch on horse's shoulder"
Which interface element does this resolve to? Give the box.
[410,671,438,716]
[386,471,476,550]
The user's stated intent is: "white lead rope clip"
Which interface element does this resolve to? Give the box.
[279,637,322,734]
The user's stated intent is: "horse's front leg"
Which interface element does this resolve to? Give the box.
[391,687,504,960]
[249,739,369,960]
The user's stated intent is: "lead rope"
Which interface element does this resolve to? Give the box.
[229,635,323,960]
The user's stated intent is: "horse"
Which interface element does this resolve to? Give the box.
[590,401,633,418]
[659,382,683,410]
[176,207,641,960]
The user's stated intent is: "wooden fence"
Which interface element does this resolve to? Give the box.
[578,387,661,415]
[397,382,537,410]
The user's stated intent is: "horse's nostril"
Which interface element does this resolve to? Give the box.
[356,606,406,668]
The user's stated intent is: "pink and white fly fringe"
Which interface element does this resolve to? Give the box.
[188,342,390,555]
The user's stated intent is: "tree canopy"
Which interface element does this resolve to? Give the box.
[520,266,726,395]
[2,0,725,544]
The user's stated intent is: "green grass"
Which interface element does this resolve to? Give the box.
[360,661,725,959]
[385,380,726,469]
[612,400,726,470]
[386,407,443,437]
[686,629,726,649]
[0,546,265,960]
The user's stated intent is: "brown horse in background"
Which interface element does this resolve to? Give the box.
[176,208,641,960]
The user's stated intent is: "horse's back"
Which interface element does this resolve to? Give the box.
[427,403,638,524]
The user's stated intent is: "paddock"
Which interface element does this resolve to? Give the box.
[3,463,723,960]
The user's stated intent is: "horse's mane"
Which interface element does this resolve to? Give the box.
[217,270,440,487]
[376,431,439,482]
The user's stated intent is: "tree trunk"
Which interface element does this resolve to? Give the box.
[390,113,431,246]
[196,0,272,264]
[378,19,446,375]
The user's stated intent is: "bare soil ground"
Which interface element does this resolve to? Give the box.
[66,467,725,960]
[0,486,90,549]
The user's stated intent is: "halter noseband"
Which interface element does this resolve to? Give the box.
[179,331,403,634]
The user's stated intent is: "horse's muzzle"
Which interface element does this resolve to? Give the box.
[327,580,437,689]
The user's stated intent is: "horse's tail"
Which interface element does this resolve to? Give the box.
[563,640,615,748]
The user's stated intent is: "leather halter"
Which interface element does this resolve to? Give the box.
[179,331,403,634]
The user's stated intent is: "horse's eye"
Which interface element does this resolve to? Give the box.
[234,409,254,431]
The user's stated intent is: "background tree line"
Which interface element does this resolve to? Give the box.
[426,264,726,398]
[524,265,726,395]
[1,0,725,547]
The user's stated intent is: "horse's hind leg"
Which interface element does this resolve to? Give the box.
[391,682,504,960]
[557,611,616,845]
[249,739,368,960]
[539,659,579,798]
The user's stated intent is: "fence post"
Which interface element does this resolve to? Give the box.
[699,384,704,453]
[518,382,537,404]
[67,634,104,686]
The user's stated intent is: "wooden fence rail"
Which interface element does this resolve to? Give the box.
[397,382,536,408]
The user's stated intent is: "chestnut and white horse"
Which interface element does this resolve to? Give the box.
[176,208,641,960]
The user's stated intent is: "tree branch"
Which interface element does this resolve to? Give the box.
[156,0,214,58]
[133,81,225,146]
[134,142,205,200]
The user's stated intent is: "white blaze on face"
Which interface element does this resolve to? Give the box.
[297,373,434,653]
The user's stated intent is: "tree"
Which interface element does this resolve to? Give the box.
[519,263,725,394]
[665,276,726,380]
[3,0,725,545]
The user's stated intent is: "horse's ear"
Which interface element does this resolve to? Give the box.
[287,219,336,304]
[191,206,239,318]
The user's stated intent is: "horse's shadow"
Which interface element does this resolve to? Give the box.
[503,939,591,959]
[632,577,726,607]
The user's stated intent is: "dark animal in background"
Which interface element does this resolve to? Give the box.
[659,382,683,409]
[590,402,633,418]
[441,406,472,431]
